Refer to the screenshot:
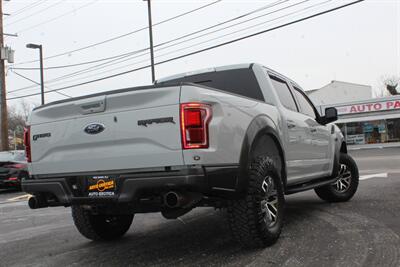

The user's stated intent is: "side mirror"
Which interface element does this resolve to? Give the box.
[321,107,338,125]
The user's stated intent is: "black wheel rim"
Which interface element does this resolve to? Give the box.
[260,176,278,227]
[333,163,352,193]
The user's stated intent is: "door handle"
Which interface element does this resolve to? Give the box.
[310,128,317,133]
[287,121,296,129]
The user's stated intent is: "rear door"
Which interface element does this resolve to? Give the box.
[29,86,184,175]
[268,75,316,182]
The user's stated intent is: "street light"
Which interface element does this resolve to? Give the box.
[143,0,155,83]
[26,43,45,105]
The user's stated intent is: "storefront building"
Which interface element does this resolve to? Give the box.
[320,96,400,147]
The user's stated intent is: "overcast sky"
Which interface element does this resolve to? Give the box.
[3,0,400,108]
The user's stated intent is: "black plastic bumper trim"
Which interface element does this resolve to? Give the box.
[22,165,240,205]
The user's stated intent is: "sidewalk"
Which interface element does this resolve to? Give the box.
[348,142,400,150]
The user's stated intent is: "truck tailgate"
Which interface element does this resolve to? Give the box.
[29,86,183,175]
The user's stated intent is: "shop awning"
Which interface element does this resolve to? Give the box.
[337,113,400,123]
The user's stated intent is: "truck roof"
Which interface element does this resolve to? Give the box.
[156,63,253,84]
[157,63,303,91]
[34,63,303,111]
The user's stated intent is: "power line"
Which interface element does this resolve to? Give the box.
[8,0,333,94]
[8,0,293,92]
[12,0,326,91]
[11,70,72,98]
[11,0,285,71]
[7,49,151,94]
[11,49,148,70]
[27,0,330,89]
[6,0,47,18]
[6,0,366,101]
[5,0,355,96]
[10,0,222,66]
[5,0,66,27]
[16,0,100,34]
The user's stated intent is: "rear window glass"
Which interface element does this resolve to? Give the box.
[160,68,265,102]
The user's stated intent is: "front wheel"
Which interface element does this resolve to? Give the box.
[72,206,134,241]
[315,153,359,202]
[227,156,285,248]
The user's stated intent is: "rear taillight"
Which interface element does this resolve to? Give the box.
[24,126,32,163]
[180,103,212,149]
[4,164,26,169]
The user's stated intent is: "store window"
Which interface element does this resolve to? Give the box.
[337,118,400,145]
[362,120,387,144]
[387,118,400,143]
[346,122,365,145]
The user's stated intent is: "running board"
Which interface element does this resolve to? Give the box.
[285,176,338,195]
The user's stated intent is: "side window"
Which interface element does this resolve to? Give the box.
[293,87,316,118]
[269,75,298,111]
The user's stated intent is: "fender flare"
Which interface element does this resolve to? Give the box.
[237,115,287,193]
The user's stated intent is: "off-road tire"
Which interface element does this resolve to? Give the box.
[227,156,285,248]
[315,153,359,202]
[71,206,134,241]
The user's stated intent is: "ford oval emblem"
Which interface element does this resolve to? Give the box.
[84,123,105,135]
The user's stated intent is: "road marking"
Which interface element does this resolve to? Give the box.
[359,172,388,181]
[7,194,32,202]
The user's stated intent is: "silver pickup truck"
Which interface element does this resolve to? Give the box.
[23,63,359,247]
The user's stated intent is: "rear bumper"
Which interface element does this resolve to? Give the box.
[0,175,20,188]
[0,180,20,188]
[22,165,241,206]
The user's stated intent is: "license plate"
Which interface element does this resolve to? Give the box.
[86,175,117,197]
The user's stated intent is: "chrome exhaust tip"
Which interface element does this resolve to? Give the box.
[164,191,180,208]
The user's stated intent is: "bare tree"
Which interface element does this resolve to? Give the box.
[7,106,25,132]
[7,102,36,149]
[383,75,399,95]
[20,100,36,122]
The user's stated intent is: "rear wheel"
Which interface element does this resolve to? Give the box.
[227,156,285,248]
[315,153,359,202]
[72,206,133,241]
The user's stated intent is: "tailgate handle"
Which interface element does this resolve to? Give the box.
[75,96,106,115]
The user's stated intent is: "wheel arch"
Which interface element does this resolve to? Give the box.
[237,115,287,192]
[340,141,348,154]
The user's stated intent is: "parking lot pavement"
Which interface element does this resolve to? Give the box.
[350,147,400,174]
[0,148,399,267]
[0,189,29,204]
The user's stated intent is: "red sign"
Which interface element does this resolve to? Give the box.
[335,100,400,115]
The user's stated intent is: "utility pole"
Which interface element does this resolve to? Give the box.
[144,0,155,83]
[0,0,9,151]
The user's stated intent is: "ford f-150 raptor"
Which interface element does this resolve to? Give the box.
[22,63,359,247]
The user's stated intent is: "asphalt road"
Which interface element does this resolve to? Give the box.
[0,148,399,267]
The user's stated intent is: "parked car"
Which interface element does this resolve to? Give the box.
[22,63,359,247]
[0,150,28,190]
